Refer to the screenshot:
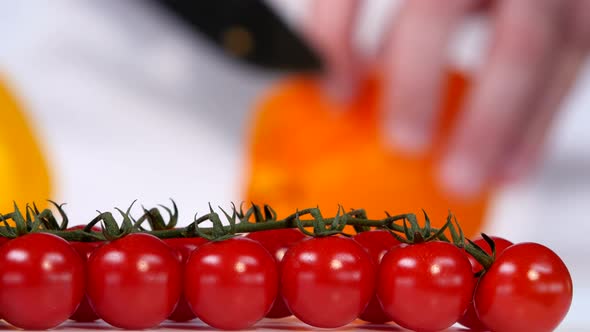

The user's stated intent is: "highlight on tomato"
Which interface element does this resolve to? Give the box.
[184,237,278,330]
[0,233,85,330]
[458,236,513,330]
[377,241,475,332]
[86,233,182,329]
[281,236,375,328]
[474,242,573,332]
[0,201,576,331]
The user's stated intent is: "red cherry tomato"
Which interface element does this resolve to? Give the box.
[353,230,400,323]
[69,240,104,322]
[245,228,306,318]
[164,237,208,322]
[185,237,278,330]
[377,241,475,332]
[474,242,573,332]
[87,233,182,329]
[458,236,513,330]
[281,236,375,328]
[66,225,104,322]
[0,233,85,330]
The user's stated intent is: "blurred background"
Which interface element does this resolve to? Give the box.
[0,0,589,329]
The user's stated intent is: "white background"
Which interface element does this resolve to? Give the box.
[0,0,589,330]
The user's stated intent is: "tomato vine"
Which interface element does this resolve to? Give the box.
[0,200,498,270]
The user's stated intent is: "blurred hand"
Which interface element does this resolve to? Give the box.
[304,0,590,198]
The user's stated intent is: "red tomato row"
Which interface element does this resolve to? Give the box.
[0,229,572,332]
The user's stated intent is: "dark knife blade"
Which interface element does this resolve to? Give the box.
[149,0,323,72]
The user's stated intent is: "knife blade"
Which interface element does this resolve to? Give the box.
[149,0,323,72]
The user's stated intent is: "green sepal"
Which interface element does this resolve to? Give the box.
[48,200,69,230]
[186,213,215,240]
[481,233,496,259]
[387,229,410,244]
[294,210,315,237]
[405,213,420,242]
[263,204,277,221]
[421,209,431,239]
[466,237,494,270]
[159,199,178,229]
[424,218,451,242]
[350,208,371,233]
[208,203,233,240]
[0,214,15,238]
[28,206,43,233]
[99,212,122,241]
[144,207,165,231]
[12,202,27,236]
[218,205,237,235]
[235,202,246,220]
[116,201,137,237]
[251,203,265,223]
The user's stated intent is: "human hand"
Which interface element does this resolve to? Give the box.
[304,0,590,198]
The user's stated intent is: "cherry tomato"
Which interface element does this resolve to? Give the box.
[245,228,306,318]
[164,237,208,322]
[281,236,375,328]
[377,241,474,332]
[474,242,573,332]
[87,233,182,329]
[66,225,104,322]
[353,230,400,323]
[458,236,513,330]
[69,240,104,322]
[0,233,85,330]
[185,237,278,330]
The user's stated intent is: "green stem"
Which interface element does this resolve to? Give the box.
[3,204,496,270]
[43,230,106,242]
[464,241,494,270]
[156,217,406,239]
[37,216,407,241]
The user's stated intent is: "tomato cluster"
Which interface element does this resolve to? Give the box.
[0,225,572,332]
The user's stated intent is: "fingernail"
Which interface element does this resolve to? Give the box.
[387,121,430,155]
[437,155,485,198]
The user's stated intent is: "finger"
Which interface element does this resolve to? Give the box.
[383,0,477,154]
[437,0,563,198]
[498,49,587,182]
[304,0,362,100]
[499,0,590,181]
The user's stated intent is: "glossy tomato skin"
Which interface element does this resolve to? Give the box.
[67,225,102,232]
[378,241,475,332]
[245,228,306,318]
[353,230,400,323]
[87,233,182,329]
[164,237,208,322]
[185,237,278,330]
[458,236,513,330]
[474,242,573,332]
[281,236,375,328]
[0,233,85,330]
[69,240,104,322]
